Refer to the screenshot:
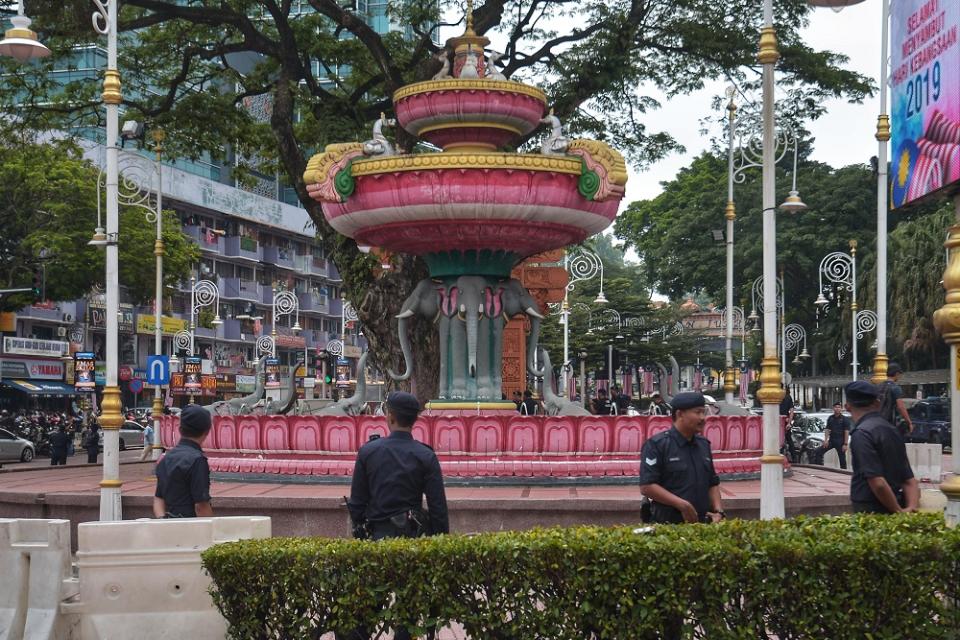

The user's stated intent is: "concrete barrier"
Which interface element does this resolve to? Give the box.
[63,516,270,639]
[906,443,943,482]
[0,518,78,640]
[822,449,840,470]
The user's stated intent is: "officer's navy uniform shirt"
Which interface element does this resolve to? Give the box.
[348,430,449,534]
[825,414,852,446]
[849,411,914,512]
[48,430,70,455]
[639,426,720,521]
[154,438,211,517]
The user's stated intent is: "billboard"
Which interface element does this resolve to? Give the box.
[183,357,202,391]
[74,352,96,392]
[265,358,281,389]
[891,0,960,208]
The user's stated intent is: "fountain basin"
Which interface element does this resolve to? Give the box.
[393,79,547,151]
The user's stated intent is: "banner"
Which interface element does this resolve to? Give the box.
[136,314,188,336]
[3,336,68,358]
[183,357,202,391]
[891,0,960,208]
[74,352,96,392]
[265,358,281,389]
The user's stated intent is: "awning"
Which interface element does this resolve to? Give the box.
[1,379,80,396]
[791,369,949,389]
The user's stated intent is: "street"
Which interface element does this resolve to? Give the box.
[2,446,148,470]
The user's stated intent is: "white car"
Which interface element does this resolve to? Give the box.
[98,420,148,450]
[0,428,35,462]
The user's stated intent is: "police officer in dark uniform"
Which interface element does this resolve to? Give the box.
[48,423,70,466]
[822,402,851,469]
[846,381,919,514]
[153,404,213,518]
[639,392,725,524]
[347,391,448,540]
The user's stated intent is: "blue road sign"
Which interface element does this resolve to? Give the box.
[146,355,170,386]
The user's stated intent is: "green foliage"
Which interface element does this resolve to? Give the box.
[202,513,960,640]
[0,128,197,311]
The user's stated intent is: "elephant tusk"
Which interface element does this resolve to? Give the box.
[395,309,415,319]
[459,303,466,313]
[525,306,545,319]
[479,304,484,314]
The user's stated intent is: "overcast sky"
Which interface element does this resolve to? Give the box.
[626,3,884,203]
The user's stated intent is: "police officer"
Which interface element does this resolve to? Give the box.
[639,392,724,524]
[153,404,213,518]
[822,402,851,469]
[347,391,448,540]
[846,381,919,514]
[48,423,70,466]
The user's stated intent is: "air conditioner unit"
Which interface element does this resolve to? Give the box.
[62,313,73,322]
[56,327,67,337]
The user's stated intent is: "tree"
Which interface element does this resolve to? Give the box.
[10,0,872,400]
[0,128,197,312]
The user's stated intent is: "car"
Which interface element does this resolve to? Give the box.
[0,428,36,462]
[906,398,951,451]
[97,420,147,451]
[793,411,851,465]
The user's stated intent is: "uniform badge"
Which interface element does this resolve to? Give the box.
[645,457,657,466]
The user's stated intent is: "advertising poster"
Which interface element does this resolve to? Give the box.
[170,372,185,396]
[891,0,960,208]
[336,357,351,389]
[74,352,96,392]
[265,358,281,389]
[183,357,202,391]
[201,374,218,398]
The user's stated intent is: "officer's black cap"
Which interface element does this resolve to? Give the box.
[671,392,706,410]
[887,362,903,376]
[386,391,420,419]
[180,404,212,435]
[845,381,882,404]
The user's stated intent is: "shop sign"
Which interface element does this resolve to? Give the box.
[88,303,135,333]
[201,374,218,397]
[235,374,256,393]
[3,336,68,358]
[74,352,96,392]
[183,357,202,391]
[0,359,65,381]
[136,315,188,336]
[265,358,281,389]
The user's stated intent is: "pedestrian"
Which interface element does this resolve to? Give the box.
[647,392,671,416]
[153,404,213,518]
[512,390,523,411]
[592,388,612,415]
[639,391,725,524]
[611,385,631,415]
[846,381,919,514]
[140,421,155,462]
[84,422,100,464]
[822,402,851,469]
[879,363,914,438]
[48,423,70,466]
[779,385,797,461]
[519,389,539,416]
[344,391,448,640]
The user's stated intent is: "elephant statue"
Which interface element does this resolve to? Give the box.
[389,277,442,383]
[262,360,301,415]
[499,277,545,379]
[532,348,591,416]
[317,352,369,416]
[203,356,266,416]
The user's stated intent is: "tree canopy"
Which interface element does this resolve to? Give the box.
[4,0,874,397]
[0,127,197,312]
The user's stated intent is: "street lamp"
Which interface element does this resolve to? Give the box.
[0,3,50,62]
[561,248,605,396]
[816,240,859,380]
[783,323,810,366]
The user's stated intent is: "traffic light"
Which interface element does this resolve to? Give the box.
[31,267,42,299]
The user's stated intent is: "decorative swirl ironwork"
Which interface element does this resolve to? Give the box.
[717,306,745,331]
[565,248,602,292]
[343,300,359,323]
[623,316,645,328]
[837,343,848,362]
[173,330,191,353]
[751,275,783,315]
[856,309,878,339]
[256,335,275,357]
[92,0,110,35]
[731,109,796,185]
[274,290,299,317]
[818,251,854,291]
[600,308,621,328]
[784,323,806,352]
[325,339,343,356]
[193,279,219,313]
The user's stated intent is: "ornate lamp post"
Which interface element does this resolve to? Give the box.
[815,240,859,380]
[561,248,605,396]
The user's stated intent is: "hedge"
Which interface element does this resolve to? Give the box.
[202,514,960,640]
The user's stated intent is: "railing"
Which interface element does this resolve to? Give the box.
[223,236,261,261]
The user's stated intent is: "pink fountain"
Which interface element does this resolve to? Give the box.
[158,7,772,479]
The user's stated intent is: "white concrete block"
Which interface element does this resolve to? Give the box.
[905,443,923,480]
[67,516,270,640]
[0,518,77,640]
[822,449,840,469]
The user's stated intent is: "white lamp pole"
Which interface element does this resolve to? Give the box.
[91,0,123,522]
[815,241,857,380]
[151,131,164,460]
[724,89,738,405]
[872,0,891,384]
[562,248,605,396]
[756,0,785,519]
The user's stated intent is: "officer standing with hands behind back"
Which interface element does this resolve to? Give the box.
[639,392,724,524]
[348,391,448,540]
[153,404,213,518]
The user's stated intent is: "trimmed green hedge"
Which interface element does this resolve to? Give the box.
[202,514,960,639]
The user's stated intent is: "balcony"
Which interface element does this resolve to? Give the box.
[294,254,328,276]
[223,235,261,262]
[182,225,223,254]
[327,262,342,281]
[220,318,242,341]
[302,329,330,348]
[297,291,329,314]
[329,297,343,316]
[219,277,261,303]
[262,245,296,271]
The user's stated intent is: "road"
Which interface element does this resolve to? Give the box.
[3,446,148,470]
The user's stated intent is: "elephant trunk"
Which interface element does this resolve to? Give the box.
[388,314,414,381]
[526,315,544,376]
[465,304,479,378]
[669,354,680,397]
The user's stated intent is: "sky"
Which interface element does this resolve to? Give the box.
[626,2,885,203]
